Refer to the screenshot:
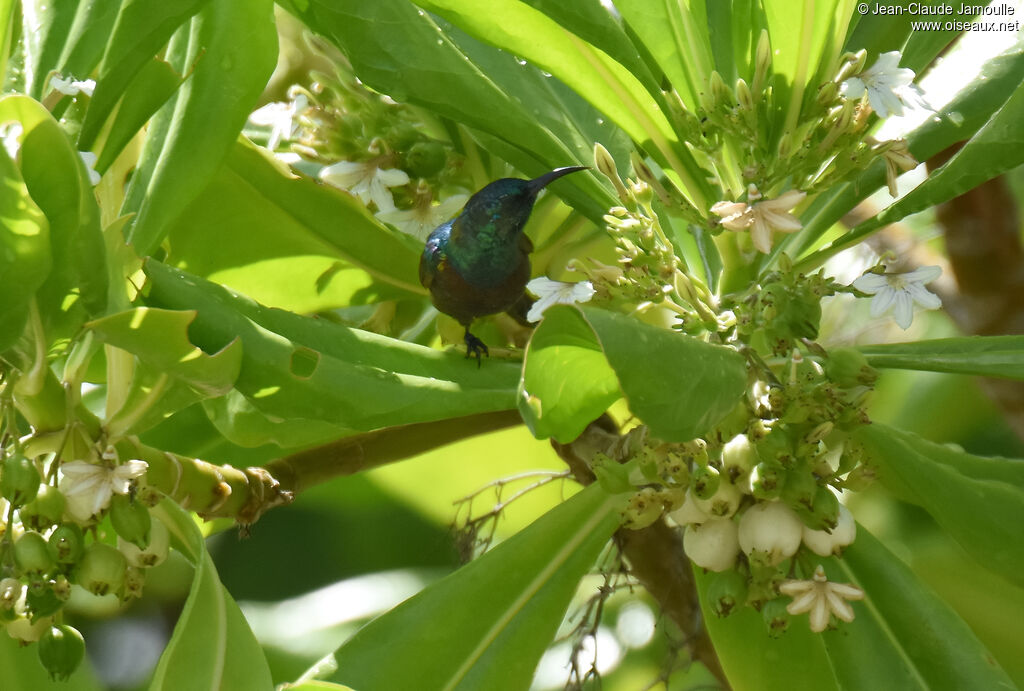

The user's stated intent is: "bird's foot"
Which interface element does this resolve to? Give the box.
[464,330,489,367]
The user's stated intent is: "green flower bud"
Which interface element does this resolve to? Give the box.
[19,484,66,531]
[781,464,817,512]
[14,531,55,576]
[706,569,749,617]
[38,624,85,681]
[657,448,690,486]
[825,348,878,388]
[403,141,446,178]
[48,524,85,564]
[2,453,41,506]
[750,461,784,501]
[110,495,152,549]
[756,429,795,467]
[803,503,856,556]
[622,487,665,530]
[119,517,169,568]
[683,518,739,572]
[691,464,721,500]
[75,543,127,596]
[762,598,791,638]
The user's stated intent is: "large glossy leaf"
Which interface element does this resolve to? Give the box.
[20,0,78,98]
[829,527,1014,690]
[844,0,966,71]
[855,424,1024,588]
[313,482,624,691]
[121,0,278,255]
[579,307,747,442]
[694,567,838,691]
[518,304,620,443]
[55,0,124,80]
[166,140,424,306]
[418,0,708,207]
[858,335,1024,379]
[143,261,521,438]
[86,307,242,435]
[279,0,616,220]
[78,0,210,148]
[148,501,274,691]
[0,95,107,327]
[780,38,1024,271]
[0,142,50,352]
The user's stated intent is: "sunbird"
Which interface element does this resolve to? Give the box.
[419,166,587,364]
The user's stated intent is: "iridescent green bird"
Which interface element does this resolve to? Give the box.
[419,166,587,364]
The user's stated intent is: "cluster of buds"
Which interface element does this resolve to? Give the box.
[0,444,165,680]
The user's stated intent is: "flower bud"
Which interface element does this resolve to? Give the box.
[667,489,710,526]
[2,453,41,506]
[684,518,739,572]
[75,543,127,596]
[403,141,446,178]
[781,464,817,511]
[738,501,802,566]
[694,478,743,518]
[825,347,878,387]
[48,524,85,564]
[0,578,23,611]
[110,494,152,549]
[119,517,169,568]
[750,461,784,500]
[691,464,721,500]
[622,487,665,530]
[38,624,85,681]
[26,583,64,620]
[14,531,55,576]
[6,614,50,642]
[123,567,146,600]
[706,569,749,617]
[19,484,66,531]
[762,598,791,638]
[753,30,772,93]
[803,504,856,556]
[722,434,756,482]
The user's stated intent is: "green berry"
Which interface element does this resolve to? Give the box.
[707,569,749,617]
[19,484,66,530]
[2,453,41,506]
[762,598,791,638]
[48,524,85,564]
[109,494,152,549]
[75,543,126,596]
[691,464,721,500]
[14,531,55,576]
[38,624,85,681]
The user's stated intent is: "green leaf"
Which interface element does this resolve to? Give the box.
[844,0,964,71]
[0,94,107,328]
[149,501,274,691]
[20,0,78,98]
[0,142,50,352]
[418,0,709,208]
[166,140,424,305]
[54,0,124,80]
[94,57,185,174]
[284,683,357,691]
[143,261,521,437]
[827,526,1015,690]
[314,482,624,691]
[854,424,1024,588]
[858,335,1024,380]
[78,0,210,148]
[579,308,747,441]
[201,389,351,449]
[518,304,620,443]
[694,567,838,691]
[121,0,278,255]
[614,0,714,109]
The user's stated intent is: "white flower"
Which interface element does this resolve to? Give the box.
[377,193,468,240]
[0,121,22,160]
[248,93,308,150]
[779,565,864,632]
[840,51,927,119]
[525,277,596,322]
[853,265,942,329]
[79,151,100,186]
[59,459,148,521]
[711,187,806,253]
[49,75,95,97]
[319,160,410,213]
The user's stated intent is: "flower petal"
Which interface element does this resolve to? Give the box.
[906,282,941,310]
[852,274,888,294]
[902,265,941,283]
[750,215,773,253]
[869,287,897,317]
[786,589,819,615]
[892,290,914,329]
[809,594,831,632]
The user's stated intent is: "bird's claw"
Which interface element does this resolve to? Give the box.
[464,331,489,367]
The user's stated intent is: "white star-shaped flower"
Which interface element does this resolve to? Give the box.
[779,565,864,632]
[319,160,410,213]
[525,277,596,322]
[853,265,941,329]
[377,193,468,240]
[248,94,308,150]
[840,51,927,119]
[49,75,96,97]
[59,459,148,522]
[711,187,806,253]
[79,151,101,186]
